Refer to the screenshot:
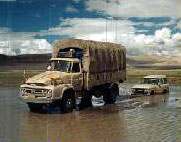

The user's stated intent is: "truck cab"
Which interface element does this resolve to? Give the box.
[20,52,84,113]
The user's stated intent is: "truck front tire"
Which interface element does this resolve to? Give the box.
[61,90,76,113]
[103,84,119,104]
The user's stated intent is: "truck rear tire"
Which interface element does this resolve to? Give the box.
[103,84,119,104]
[61,91,76,113]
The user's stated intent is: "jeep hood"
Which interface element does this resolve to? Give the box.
[132,84,155,89]
[26,71,61,85]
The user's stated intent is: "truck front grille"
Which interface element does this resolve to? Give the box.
[23,88,47,95]
[34,89,45,94]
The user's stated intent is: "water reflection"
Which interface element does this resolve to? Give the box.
[18,108,128,142]
[0,85,180,142]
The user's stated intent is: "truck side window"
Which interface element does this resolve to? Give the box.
[72,63,80,73]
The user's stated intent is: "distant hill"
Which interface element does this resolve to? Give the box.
[127,55,181,69]
[0,54,52,65]
[1,54,181,70]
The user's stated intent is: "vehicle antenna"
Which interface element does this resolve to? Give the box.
[116,0,119,43]
[106,0,108,43]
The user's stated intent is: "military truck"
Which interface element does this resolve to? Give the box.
[20,39,126,113]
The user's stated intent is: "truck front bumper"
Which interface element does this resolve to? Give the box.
[20,96,53,104]
[19,94,60,104]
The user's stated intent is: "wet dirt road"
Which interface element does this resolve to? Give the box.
[0,85,181,142]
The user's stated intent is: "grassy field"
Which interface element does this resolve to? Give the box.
[0,70,43,87]
[0,65,181,87]
[0,63,45,87]
[126,67,181,85]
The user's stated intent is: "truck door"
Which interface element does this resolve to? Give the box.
[70,62,83,90]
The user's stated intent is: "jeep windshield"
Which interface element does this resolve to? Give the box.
[48,60,71,72]
[141,78,158,85]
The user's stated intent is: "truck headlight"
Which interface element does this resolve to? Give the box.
[21,88,26,94]
[46,89,52,98]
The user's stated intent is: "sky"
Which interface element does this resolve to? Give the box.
[0,0,181,56]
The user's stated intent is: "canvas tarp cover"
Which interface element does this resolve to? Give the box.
[53,39,126,73]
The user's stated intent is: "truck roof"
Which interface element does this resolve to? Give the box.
[143,75,166,79]
[53,38,125,57]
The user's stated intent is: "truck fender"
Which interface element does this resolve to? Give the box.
[61,86,75,98]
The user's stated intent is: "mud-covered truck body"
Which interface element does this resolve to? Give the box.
[20,39,126,112]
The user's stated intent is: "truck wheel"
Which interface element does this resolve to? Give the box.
[103,84,119,104]
[91,88,102,98]
[28,103,44,112]
[61,91,76,113]
[79,91,92,109]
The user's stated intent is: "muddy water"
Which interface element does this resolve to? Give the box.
[0,85,181,142]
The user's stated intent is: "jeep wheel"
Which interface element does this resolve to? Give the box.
[163,89,168,94]
[61,91,76,113]
[103,84,119,104]
[150,90,154,95]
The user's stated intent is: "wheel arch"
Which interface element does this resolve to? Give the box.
[61,87,76,99]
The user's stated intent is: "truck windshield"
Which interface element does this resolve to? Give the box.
[48,60,71,72]
[141,78,158,85]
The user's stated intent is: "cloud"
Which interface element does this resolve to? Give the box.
[155,28,171,41]
[0,32,39,41]
[157,20,176,27]
[45,18,181,57]
[47,18,135,38]
[0,27,11,34]
[0,39,52,55]
[177,20,181,29]
[0,27,40,42]
[72,0,81,3]
[0,28,52,55]
[65,5,79,13]
[85,0,180,18]
[35,13,41,18]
